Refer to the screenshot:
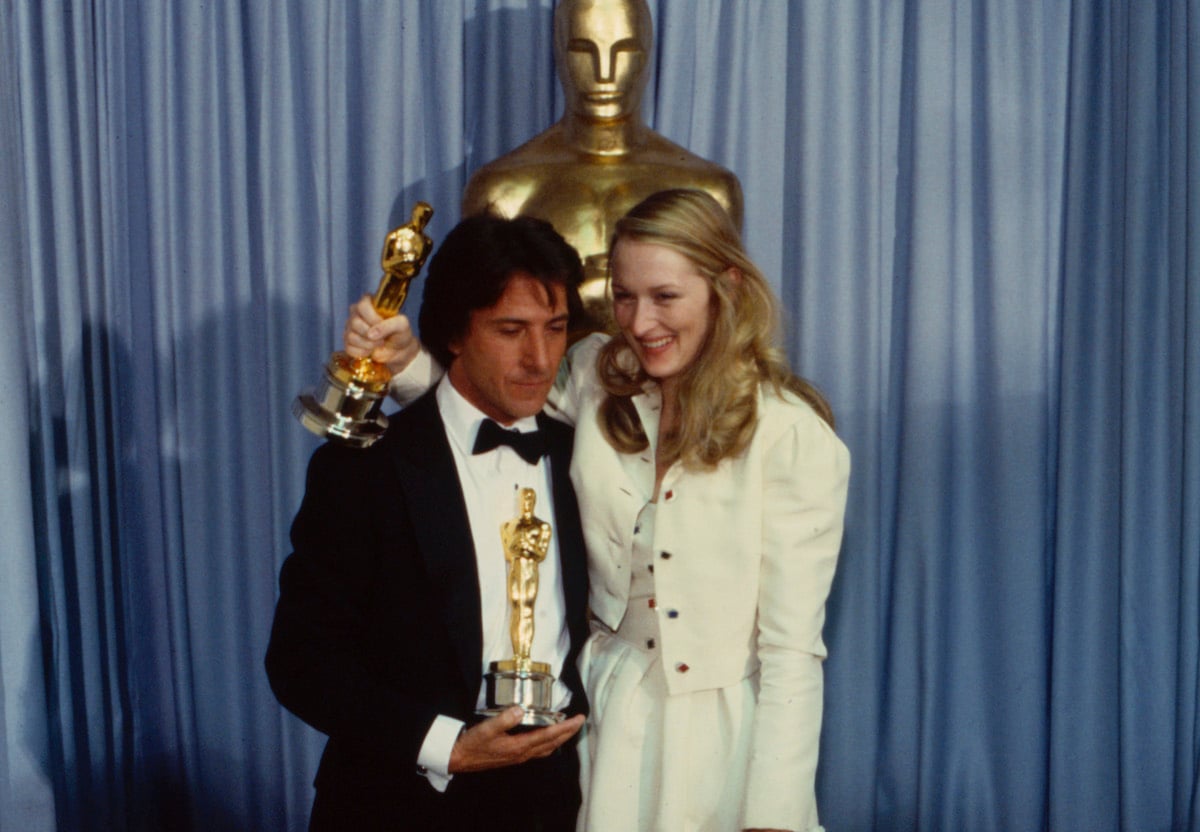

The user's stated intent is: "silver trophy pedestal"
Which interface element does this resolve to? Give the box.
[293,358,389,448]
[478,661,564,727]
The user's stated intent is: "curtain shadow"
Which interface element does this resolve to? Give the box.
[27,319,290,831]
[26,320,135,831]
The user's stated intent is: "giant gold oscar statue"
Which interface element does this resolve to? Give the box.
[479,488,564,727]
[293,202,434,447]
[463,0,743,329]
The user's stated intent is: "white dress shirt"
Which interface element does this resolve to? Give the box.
[416,376,571,790]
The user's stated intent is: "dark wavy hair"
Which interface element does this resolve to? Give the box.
[418,214,584,368]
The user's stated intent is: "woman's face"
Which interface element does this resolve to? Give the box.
[610,239,714,391]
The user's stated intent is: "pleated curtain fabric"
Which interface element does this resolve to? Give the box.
[1,2,1196,830]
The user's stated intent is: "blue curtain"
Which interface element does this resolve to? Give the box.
[1,1,1195,830]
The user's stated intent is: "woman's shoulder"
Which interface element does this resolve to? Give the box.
[567,331,610,360]
[758,383,824,425]
[561,332,611,383]
[545,332,612,421]
[756,383,846,454]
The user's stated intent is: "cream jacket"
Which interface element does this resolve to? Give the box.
[391,334,851,829]
[555,335,849,829]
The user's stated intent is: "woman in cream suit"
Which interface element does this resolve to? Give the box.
[346,189,850,832]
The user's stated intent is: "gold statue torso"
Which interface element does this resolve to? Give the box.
[461,0,744,328]
[500,488,554,670]
[374,201,434,316]
[466,126,741,267]
[464,126,742,322]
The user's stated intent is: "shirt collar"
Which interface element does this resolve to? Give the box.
[436,375,540,458]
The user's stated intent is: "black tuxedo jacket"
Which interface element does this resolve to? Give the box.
[266,390,589,830]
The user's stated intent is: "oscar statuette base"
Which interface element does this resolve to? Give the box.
[478,661,564,728]
[292,355,389,448]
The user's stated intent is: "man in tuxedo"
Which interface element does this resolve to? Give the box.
[266,214,589,831]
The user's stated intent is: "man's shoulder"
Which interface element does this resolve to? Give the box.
[305,390,445,476]
[375,389,449,458]
[386,386,440,428]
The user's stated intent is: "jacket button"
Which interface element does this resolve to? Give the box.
[667,609,679,619]
[675,662,689,673]
[648,598,656,609]
[664,490,674,500]
[646,638,656,649]
[660,551,671,560]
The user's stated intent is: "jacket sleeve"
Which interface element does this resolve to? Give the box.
[264,442,441,771]
[741,409,851,831]
[387,347,444,405]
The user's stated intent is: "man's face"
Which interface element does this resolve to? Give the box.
[556,0,649,122]
[446,274,569,425]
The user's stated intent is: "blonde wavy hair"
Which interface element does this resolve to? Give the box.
[597,189,834,469]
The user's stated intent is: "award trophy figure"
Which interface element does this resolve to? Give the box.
[293,202,433,447]
[462,0,742,330]
[480,488,565,727]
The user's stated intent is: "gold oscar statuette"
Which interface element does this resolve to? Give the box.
[293,202,434,447]
[479,487,565,727]
[461,0,743,331]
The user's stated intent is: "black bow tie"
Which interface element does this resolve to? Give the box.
[472,419,547,465]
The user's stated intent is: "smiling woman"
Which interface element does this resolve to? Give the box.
[596,189,835,473]
[609,239,716,400]
[552,189,848,832]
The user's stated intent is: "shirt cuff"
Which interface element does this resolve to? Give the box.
[388,347,443,406]
[416,715,464,793]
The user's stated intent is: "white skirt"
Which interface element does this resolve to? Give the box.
[576,629,757,832]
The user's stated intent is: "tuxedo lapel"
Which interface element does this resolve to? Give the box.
[387,391,483,696]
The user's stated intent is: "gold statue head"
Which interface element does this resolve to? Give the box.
[553,0,653,123]
[517,486,537,518]
[409,201,434,230]
[380,201,434,277]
